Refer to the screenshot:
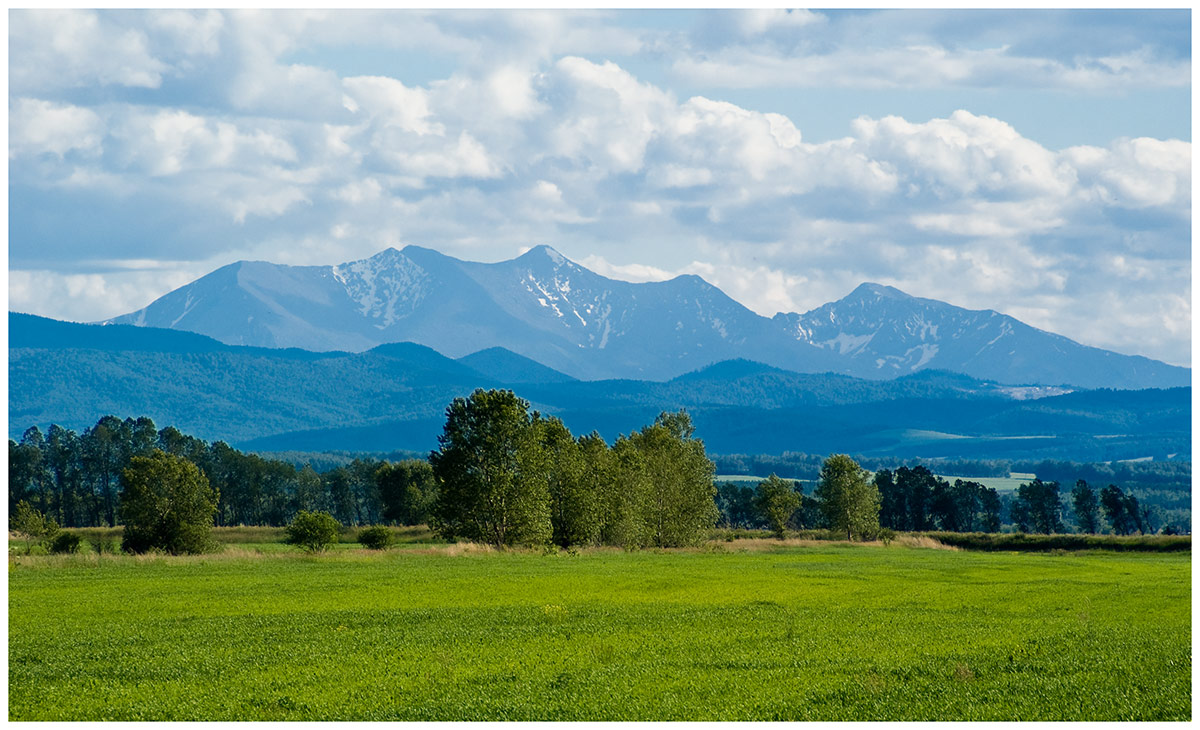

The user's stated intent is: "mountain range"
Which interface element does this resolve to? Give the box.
[102,246,1189,390]
[10,313,1189,461]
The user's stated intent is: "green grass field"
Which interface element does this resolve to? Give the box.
[935,475,1030,492]
[8,542,1190,721]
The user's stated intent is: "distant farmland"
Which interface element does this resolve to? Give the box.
[718,473,1031,492]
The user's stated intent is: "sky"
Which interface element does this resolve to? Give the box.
[7,8,1193,366]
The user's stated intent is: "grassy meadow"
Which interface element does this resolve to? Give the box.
[8,538,1190,721]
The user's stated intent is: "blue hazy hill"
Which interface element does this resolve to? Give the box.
[10,312,1189,461]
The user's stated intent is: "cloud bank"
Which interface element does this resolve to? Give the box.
[8,9,1191,366]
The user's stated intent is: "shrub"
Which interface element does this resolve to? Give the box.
[11,501,60,555]
[286,510,342,552]
[357,525,394,550]
[49,532,82,554]
[92,536,121,554]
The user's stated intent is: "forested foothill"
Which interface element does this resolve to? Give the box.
[8,390,1190,556]
[12,310,1189,462]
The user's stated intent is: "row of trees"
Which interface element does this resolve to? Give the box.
[9,406,1171,548]
[8,392,723,551]
[8,417,427,529]
[718,465,1159,537]
[429,389,719,548]
[1002,478,1150,535]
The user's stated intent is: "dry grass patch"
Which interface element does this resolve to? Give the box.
[892,535,959,550]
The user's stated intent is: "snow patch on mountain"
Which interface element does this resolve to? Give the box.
[820,332,874,355]
[909,343,939,369]
[332,248,431,328]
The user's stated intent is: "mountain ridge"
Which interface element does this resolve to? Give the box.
[98,246,1189,389]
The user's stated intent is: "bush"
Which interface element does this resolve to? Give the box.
[357,525,394,550]
[92,536,121,554]
[11,501,59,555]
[285,510,342,552]
[49,532,82,554]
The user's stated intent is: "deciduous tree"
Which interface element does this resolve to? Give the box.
[1072,480,1100,534]
[120,450,219,554]
[1100,484,1143,535]
[753,474,801,539]
[815,454,879,541]
[626,411,718,547]
[1011,479,1063,534]
[11,500,59,555]
[430,389,551,546]
[376,459,437,526]
[540,417,599,548]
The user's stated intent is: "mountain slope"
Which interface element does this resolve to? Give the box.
[773,283,1189,389]
[457,347,578,384]
[102,247,1187,388]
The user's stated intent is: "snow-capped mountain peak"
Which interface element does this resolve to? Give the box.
[848,282,911,301]
[518,244,568,267]
[100,246,1189,388]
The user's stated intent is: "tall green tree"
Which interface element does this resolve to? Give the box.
[894,466,936,531]
[125,416,159,458]
[540,417,599,548]
[323,466,358,525]
[979,485,1002,533]
[9,429,49,517]
[46,425,82,527]
[874,468,906,530]
[120,450,219,554]
[1100,484,1143,535]
[83,415,125,526]
[931,479,986,532]
[815,454,880,541]
[626,411,718,548]
[1011,479,1063,534]
[753,474,801,539]
[716,482,763,529]
[1071,480,1101,534]
[292,465,324,515]
[430,389,551,546]
[586,431,646,548]
[19,427,52,515]
[346,458,384,525]
[376,459,437,525]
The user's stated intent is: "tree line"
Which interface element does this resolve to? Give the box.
[714,453,1189,500]
[7,391,724,550]
[8,416,420,529]
[9,399,1178,550]
[716,464,1161,537]
[428,389,718,548]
